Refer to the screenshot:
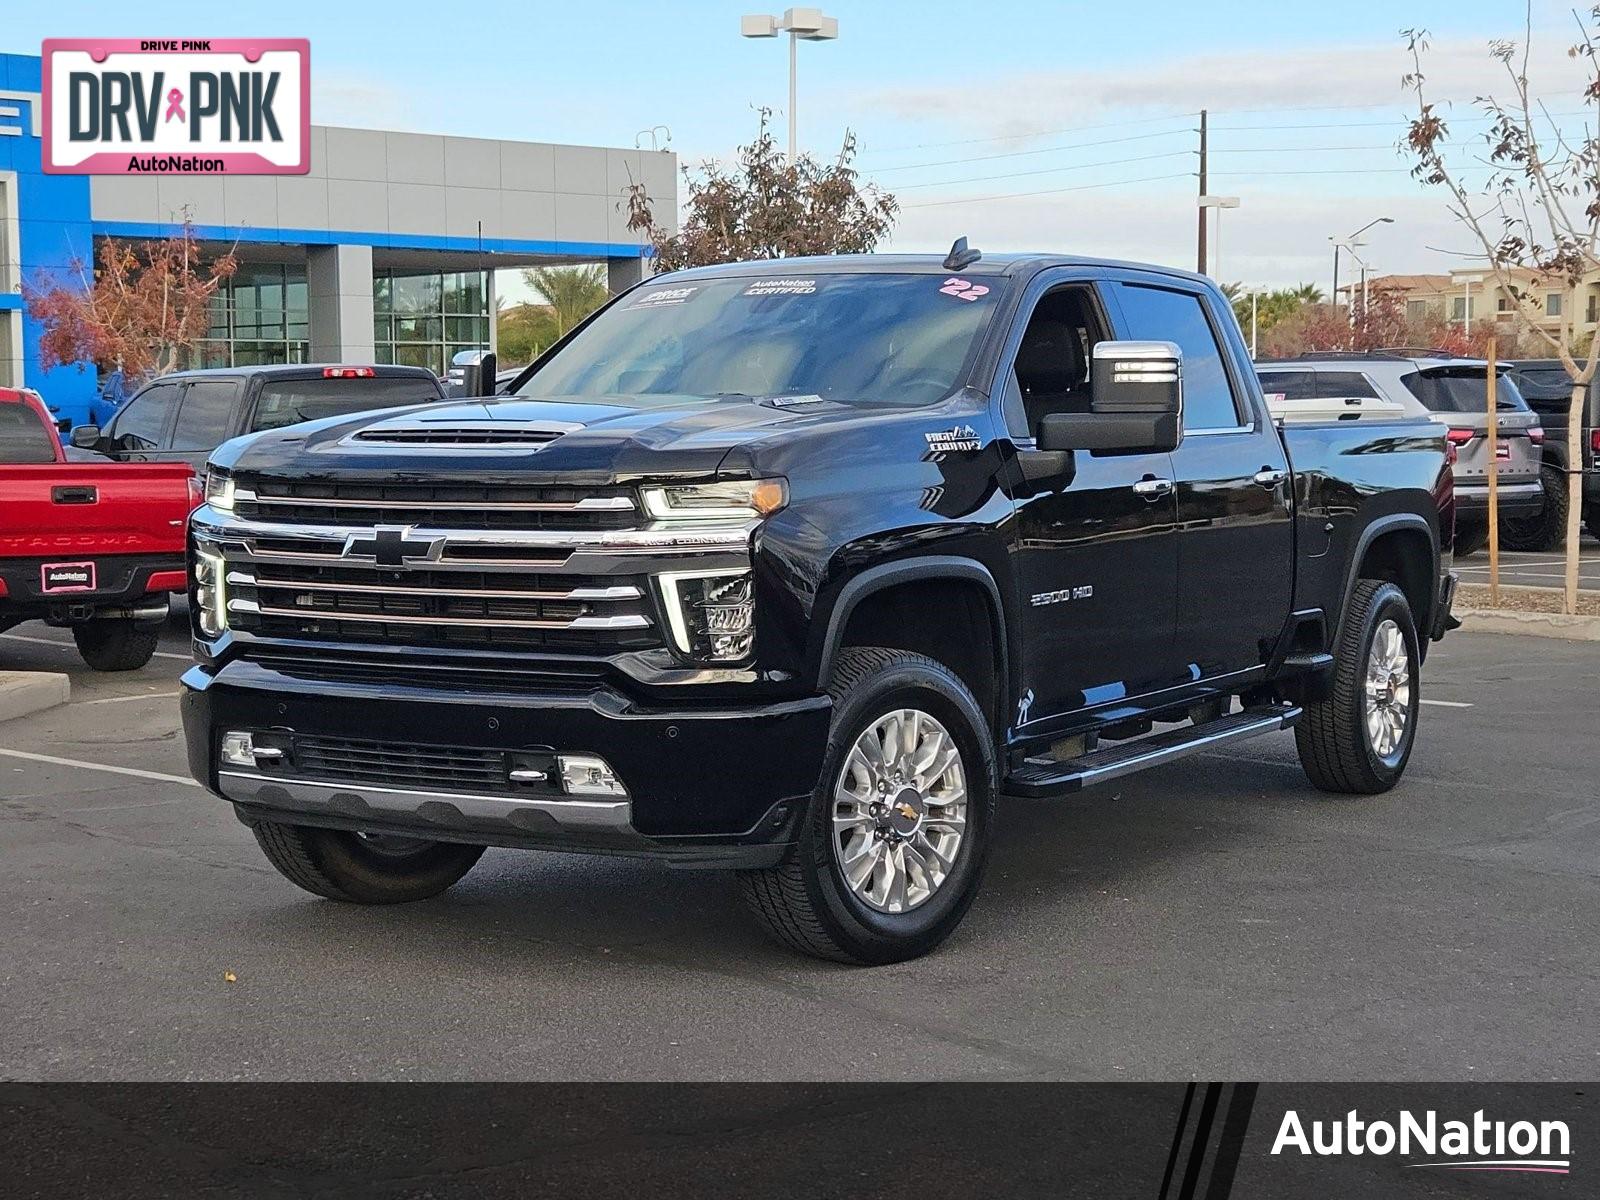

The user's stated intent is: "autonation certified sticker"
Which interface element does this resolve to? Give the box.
[42,38,310,175]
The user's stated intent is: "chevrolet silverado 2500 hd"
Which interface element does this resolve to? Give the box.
[181,250,1457,963]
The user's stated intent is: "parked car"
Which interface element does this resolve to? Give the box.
[182,251,1457,963]
[0,386,195,671]
[73,364,447,474]
[1499,359,1600,547]
[1257,352,1542,556]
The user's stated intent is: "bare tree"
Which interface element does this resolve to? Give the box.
[1402,5,1597,613]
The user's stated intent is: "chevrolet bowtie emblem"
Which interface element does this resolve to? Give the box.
[341,526,442,566]
[895,802,919,821]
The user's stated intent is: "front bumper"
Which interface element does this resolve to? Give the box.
[1454,480,1543,517]
[181,657,831,868]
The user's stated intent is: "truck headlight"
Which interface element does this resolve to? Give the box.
[656,570,755,661]
[204,471,235,513]
[195,547,228,637]
[640,478,786,523]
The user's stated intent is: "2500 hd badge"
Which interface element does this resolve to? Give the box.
[183,245,1458,964]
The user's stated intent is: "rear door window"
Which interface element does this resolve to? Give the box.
[1314,371,1380,399]
[108,382,181,452]
[170,380,241,451]
[1113,283,1243,430]
[250,376,443,432]
[0,401,56,463]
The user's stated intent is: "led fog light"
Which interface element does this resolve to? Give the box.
[657,570,754,662]
[557,754,627,798]
[220,731,257,767]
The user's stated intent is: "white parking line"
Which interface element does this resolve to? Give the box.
[0,747,200,787]
[1420,699,1474,709]
[0,632,191,662]
[76,691,183,706]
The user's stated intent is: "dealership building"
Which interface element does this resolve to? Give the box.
[0,51,675,423]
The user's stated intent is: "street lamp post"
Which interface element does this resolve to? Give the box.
[1332,216,1394,314]
[1198,195,1240,279]
[741,8,839,162]
[1457,273,1486,333]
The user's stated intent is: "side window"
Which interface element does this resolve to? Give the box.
[108,383,180,451]
[0,401,57,463]
[1113,284,1242,431]
[170,380,240,451]
[1256,370,1313,401]
[1314,371,1379,400]
[1007,285,1106,439]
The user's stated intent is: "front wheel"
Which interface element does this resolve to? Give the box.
[1453,522,1488,557]
[251,820,485,904]
[1294,579,1420,795]
[739,648,996,964]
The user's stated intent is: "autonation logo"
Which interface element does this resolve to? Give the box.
[1272,1108,1572,1175]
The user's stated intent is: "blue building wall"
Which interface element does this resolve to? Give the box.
[1,52,99,423]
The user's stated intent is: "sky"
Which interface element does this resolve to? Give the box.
[9,1,1597,298]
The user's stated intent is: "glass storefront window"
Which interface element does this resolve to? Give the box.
[185,260,309,369]
[373,268,489,378]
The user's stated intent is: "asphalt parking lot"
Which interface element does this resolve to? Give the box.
[1,604,1597,1082]
[1453,536,1600,590]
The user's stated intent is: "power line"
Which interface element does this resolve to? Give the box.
[898,150,1194,190]
[902,171,1196,209]
[871,127,1193,174]
[863,111,1196,155]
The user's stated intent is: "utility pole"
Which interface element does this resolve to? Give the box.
[1196,109,1208,275]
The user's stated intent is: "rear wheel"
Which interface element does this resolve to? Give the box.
[73,619,160,672]
[251,820,485,904]
[738,648,996,964]
[1453,523,1488,557]
[1294,579,1420,795]
[1500,463,1568,551]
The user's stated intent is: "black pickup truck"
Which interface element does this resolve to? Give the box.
[181,249,1457,964]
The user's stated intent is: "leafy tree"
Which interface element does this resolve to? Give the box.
[625,109,898,270]
[24,218,237,382]
[1228,283,1326,342]
[1401,5,1597,612]
[522,264,609,338]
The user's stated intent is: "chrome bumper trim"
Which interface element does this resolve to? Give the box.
[218,770,633,833]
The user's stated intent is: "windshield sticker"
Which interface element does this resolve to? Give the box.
[765,394,829,408]
[631,285,699,309]
[742,278,817,296]
[939,278,990,302]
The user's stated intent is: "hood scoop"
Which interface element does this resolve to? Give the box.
[350,421,579,446]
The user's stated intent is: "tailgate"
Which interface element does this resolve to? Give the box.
[0,463,196,560]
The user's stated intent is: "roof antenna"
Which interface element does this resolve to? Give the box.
[943,236,981,271]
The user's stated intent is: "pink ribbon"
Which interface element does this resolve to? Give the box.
[164,88,185,123]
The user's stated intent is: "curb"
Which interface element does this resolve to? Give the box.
[1455,607,1600,642]
[0,671,71,723]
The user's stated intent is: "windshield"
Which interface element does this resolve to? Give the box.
[0,401,56,463]
[251,377,442,433]
[1400,368,1529,414]
[515,272,1004,407]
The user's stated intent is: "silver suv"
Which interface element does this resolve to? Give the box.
[1258,353,1544,554]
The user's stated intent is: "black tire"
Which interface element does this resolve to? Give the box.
[1499,463,1569,551]
[738,647,997,965]
[251,820,485,904]
[72,619,160,671]
[1453,522,1488,557]
[1294,579,1419,795]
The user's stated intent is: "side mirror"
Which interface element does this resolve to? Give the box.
[454,350,499,399]
[70,425,103,450]
[1038,340,1183,454]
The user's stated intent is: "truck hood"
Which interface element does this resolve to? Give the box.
[210,392,906,484]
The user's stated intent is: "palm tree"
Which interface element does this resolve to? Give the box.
[522,265,609,338]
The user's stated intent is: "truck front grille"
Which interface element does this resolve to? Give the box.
[235,479,638,531]
[291,734,553,795]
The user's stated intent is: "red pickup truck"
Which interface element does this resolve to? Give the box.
[0,386,196,671]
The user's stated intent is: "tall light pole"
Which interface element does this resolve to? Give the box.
[1331,216,1393,313]
[741,8,839,162]
[1457,273,1485,333]
[1198,195,1240,280]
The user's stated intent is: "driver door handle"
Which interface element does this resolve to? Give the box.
[1253,468,1287,488]
[1132,476,1174,499]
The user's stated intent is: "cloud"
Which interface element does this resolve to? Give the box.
[859,30,1589,138]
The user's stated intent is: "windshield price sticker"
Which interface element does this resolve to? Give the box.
[630,286,699,309]
[742,278,817,296]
